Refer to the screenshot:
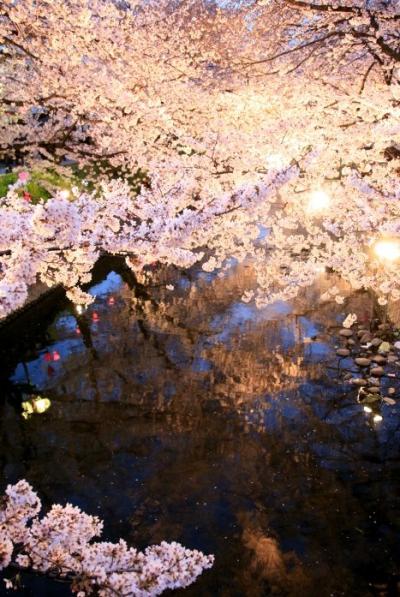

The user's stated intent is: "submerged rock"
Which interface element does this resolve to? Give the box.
[367,387,380,394]
[350,378,367,386]
[339,329,353,337]
[357,329,369,338]
[370,366,385,377]
[371,355,386,364]
[355,357,371,367]
[336,348,350,357]
[383,397,396,405]
[360,332,372,344]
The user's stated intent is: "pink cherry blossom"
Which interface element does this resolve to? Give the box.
[18,172,30,183]
[0,480,214,596]
[0,0,399,316]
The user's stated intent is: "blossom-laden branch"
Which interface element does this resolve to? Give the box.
[248,0,400,86]
[0,165,299,319]
[2,156,400,318]
[0,480,214,596]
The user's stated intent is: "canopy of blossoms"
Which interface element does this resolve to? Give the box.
[0,0,399,315]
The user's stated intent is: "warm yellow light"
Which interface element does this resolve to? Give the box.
[363,405,372,413]
[76,305,83,315]
[22,396,51,419]
[307,190,330,213]
[373,240,400,261]
[373,414,383,423]
[34,397,51,414]
[22,401,34,419]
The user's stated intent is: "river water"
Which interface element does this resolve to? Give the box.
[0,261,399,596]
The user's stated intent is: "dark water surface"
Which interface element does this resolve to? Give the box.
[1,262,400,596]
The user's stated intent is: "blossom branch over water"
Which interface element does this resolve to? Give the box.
[0,480,214,596]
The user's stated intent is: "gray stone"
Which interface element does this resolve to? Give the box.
[350,378,367,386]
[355,357,371,367]
[370,366,385,377]
[383,397,396,405]
[336,348,350,357]
[357,329,369,338]
[360,332,372,343]
[368,377,380,385]
[371,355,387,364]
[339,329,353,337]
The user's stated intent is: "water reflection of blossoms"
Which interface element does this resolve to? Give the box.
[11,261,387,432]
[2,264,400,596]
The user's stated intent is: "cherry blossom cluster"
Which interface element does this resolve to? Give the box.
[0,165,299,319]
[0,480,214,596]
[248,167,400,308]
[2,155,400,316]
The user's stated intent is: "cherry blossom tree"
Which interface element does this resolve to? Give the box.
[237,1,400,86]
[0,0,399,318]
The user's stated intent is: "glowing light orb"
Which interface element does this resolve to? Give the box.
[34,397,51,414]
[373,240,400,261]
[22,396,51,419]
[363,405,372,413]
[307,190,330,213]
[373,414,383,423]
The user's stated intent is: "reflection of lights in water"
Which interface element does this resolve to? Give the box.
[22,397,51,419]
[373,239,400,261]
[373,414,383,423]
[307,190,330,213]
[34,398,51,413]
[363,405,372,413]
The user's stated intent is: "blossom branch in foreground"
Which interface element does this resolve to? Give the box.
[0,480,214,596]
